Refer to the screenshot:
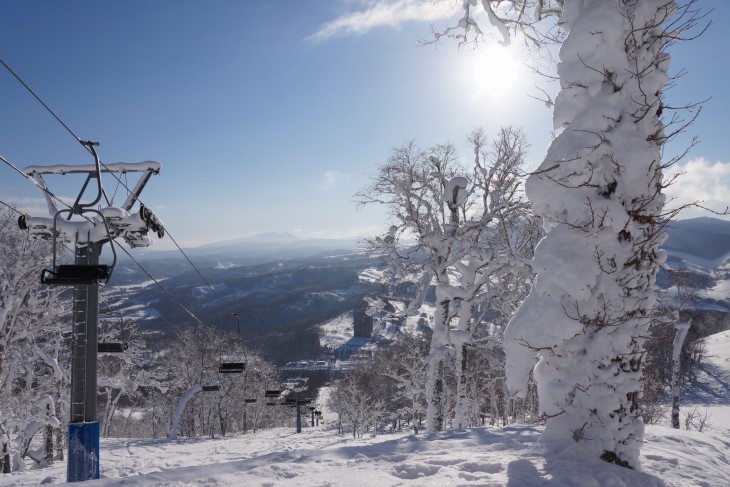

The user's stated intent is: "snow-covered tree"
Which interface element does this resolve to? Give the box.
[357,140,465,432]
[327,364,387,438]
[478,1,699,469]
[165,323,280,438]
[0,208,68,471]
[370,332,429,429]
[450,127,539,428]
[431,0,703,467]
[358,127,535,431]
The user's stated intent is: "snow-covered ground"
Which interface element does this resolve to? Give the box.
[1,423,727,486]
[681,330,730,438]
[3,333,729,486]
[699,279,730,306]
[317,311,354,350]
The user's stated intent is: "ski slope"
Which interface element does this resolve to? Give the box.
[2,331,729,486]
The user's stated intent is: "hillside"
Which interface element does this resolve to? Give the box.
[106,243,380,364]
[4,330,730,486]
[103,218,730,365]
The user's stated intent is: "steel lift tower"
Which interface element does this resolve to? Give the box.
[18,142,163,482]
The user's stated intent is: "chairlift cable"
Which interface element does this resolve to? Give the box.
[165,228,220,297]
[0,198,24,215]
[0,59,214,297]
[112,240,206,326]
[0,57,86,148]
[0,154,63,200]
[0,58,112,206]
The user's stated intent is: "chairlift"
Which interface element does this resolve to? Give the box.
[36,142,117,286]
[265,388,282,405]
[39,207,117,286]
[98,310,128,354]
[201,368,220,392]
[218,313,246,374]
[201,383,220,392]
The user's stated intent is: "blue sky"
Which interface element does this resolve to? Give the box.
[1,0,728,249]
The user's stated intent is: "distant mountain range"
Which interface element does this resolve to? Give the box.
[124,232,366,263]
[106,217,730,364]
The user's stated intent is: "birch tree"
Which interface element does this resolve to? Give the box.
[357,140,464,432]
[357,127,533,431]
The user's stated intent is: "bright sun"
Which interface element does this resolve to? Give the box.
[456,43,524,103]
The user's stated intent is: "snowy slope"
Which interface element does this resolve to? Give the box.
[682,330,730,438]
[3,332,730,486]
[6,330,730,487]
[317,311,354,349]
[1,424,728,486]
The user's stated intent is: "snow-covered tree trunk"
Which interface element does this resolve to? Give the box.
[671,318,691,429]
[171,385,202,440]
[452,298,476,429]
[425,277,454,432]
[1,430,9,474]
[505,0,676,469]
[453,343,469,428]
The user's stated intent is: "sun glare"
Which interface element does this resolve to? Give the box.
[457,43,524,104]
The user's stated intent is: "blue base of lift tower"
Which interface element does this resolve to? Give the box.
[67,421,100,482]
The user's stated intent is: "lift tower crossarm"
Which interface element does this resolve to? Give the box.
[22,161,161,175]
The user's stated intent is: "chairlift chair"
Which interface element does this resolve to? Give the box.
[34,141,118,287]
[218,361,245,374]
[37,207,117,286]
[265,388,282,405]
[97,342,127,354]
[201,368,220,392]
[98,310,128,354]
[218,313,246,374]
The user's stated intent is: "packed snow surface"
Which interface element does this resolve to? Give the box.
[2,424,728,486]
[3,333,730,486]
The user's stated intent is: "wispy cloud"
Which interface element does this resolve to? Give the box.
[0,194,53,216]
[321,170,350,190]
[665,157,730,218]
[309,0,458,41]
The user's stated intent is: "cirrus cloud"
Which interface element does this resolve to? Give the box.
[309,0,459,41]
